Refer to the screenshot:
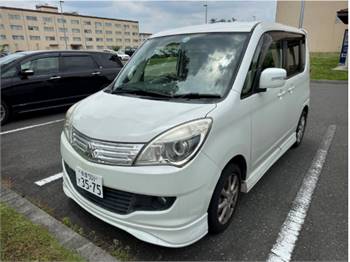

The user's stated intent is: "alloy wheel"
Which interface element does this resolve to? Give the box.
[296,115,306,143]
[217,174,239,225]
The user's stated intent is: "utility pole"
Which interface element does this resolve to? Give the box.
[298,0,305,28]
[204,0,208,24]
[59,0,68,49]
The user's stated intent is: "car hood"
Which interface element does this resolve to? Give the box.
[72,91,216,142]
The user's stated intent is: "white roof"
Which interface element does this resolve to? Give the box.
[151,22,305,38]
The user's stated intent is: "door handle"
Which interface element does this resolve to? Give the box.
[287,86,295,93]
[277,90,286,98]
[49,76,61,80]
[91,71,101,75]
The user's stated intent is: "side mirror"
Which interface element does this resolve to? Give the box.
[21,69,34,76]
[259,68,286,89]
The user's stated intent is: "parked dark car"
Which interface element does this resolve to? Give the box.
[0,50,123,124]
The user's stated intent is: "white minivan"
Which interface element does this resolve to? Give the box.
[61,22,309,247]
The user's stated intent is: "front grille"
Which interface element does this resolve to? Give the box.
[71,127,143,166]
[64,162,176,215]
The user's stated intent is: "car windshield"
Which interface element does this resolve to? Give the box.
[111,33,249,100]
[0,52,27,66]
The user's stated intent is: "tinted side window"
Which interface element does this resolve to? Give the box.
[241,33,283,98]
[61,55,97,72]
[1,66,17,78]
[95,53,123,68]
[21,56,59,76]
[284,35,305,77]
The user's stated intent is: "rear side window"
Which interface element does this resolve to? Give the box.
[285,37,305,77]
[94,53,123,68]
[21,56,59,76]
[61,55,97,72]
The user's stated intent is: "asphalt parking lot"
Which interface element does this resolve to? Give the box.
[1,81,347,261]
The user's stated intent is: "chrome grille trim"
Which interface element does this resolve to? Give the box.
[71,127,144,166]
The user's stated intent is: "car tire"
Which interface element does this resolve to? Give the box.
[292,110,307,148]
[1,101,10,125]
[208,163,241,234]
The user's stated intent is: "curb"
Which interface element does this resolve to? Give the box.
[0,186,118,262]
[311,79,348,85]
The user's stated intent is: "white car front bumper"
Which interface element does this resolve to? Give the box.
[60,133,220,247]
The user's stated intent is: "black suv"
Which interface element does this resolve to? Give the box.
[0,50,123,124]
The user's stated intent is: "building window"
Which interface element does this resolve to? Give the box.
[72,28,80,33]
[116,38,122,42]
[105,22,112,27]
[106,38,113,42]
[73,37,81,41]
[133,39,139,43]
[0,35,6,40]
[57,18,66,23]
[85,37,93,42]
[114,23,121,28]
[95,22,102,27]
[58,27,67,32]
[96,38,103,42]
[29,35,40,40]
[12,35,24,40]
[10,25,23,30]
[84,21,91,25]
[0,24,4,30]
[71,19,79,24]
[125,39,131,43]
[124,24,130,29]
[86,45,94,49]
[43,17,53,22]
[105,30,112,34]
[84,29,92,34]
[124,32,130,36]
[45,36,56,41]
[60,36,69,41]
[26,16,37,21]
[115,31,121,35]
[97,45,104,49]
[28,25,39,31]
[95,30,103,34]
[8,14,21,20]
[132,25,138,29]
[44,26,54,32]
[132,32,138,36]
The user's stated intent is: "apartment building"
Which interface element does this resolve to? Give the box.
[139,32,152,44]
[0,4,140,52]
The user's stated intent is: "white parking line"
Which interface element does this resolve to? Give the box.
[35,173,63,186]
[1,119,64,135]
[267,125,336,262]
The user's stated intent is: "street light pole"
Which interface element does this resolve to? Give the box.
[204,0,208,24]
[59,0,68,49]
[299,0,305,28]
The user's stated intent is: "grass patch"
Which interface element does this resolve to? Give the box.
[0,203,85,262]
[61,216,132,261]
[310,52,348,80]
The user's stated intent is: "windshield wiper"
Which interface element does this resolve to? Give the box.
[172,93,222,99]
[112,88,172,99]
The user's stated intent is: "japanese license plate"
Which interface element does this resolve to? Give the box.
[75,168,103,198]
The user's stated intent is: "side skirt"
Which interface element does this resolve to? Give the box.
[241,132,296,193]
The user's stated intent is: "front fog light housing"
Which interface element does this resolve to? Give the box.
[135,118,212,167]
[64,103,78,143]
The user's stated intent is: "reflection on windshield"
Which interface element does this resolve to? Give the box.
[112,33,248,99]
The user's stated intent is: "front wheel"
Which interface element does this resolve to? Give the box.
[1,101,10,125]
[208,163,241,234]
[293,110,307,148]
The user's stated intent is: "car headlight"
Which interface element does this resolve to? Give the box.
[135,118,212,167]
[63,104,78,143]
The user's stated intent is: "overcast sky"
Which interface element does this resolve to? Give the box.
[0,1,277,33]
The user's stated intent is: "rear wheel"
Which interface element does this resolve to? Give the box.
[208,163,241,233]
[1,101,10,125]
[293,110,307,148]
